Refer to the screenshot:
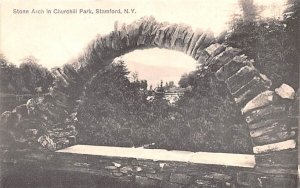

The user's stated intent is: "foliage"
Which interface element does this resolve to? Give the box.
[19,56,54,94]
[77,59,150,146]
[226,0,299,89]
[0,55,54,94]
[0,55,54,113]
[178,71,197,88]
[77,59,252,153]
[176,72,252,153]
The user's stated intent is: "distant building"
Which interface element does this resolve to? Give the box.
[148,80,190,105]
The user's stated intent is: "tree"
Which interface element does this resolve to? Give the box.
[132,71,139,82]
[226,1,299,88]
[0,55,18,93]
[168,81,174,88]
[19,56,54,93]
[178,71,197,88]
[238,0,258,22]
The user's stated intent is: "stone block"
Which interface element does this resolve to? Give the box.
[233,76,272,105]
[275,83,295,99]
[146,172,169,181]
[210,47,242,72]
[197,31,215,53]
[182,30,194,53]
[138,160,160,170]
[170,24,191,50]
[186,29,203,55]
[245,104,287,124]
[120,166,134,173]
[255,165,298,175]
[135,176,159,187]
[191,33,207,57]
[215,55,248,81]
[242,90,278,114]
[248,118,286,130]
[204,43,226,58]
[252,131,296,146]
[161,181,183,188]
[253,139,296,154]
[237,171,297,187]
[255,150,298,168]
[105,166,118,170]
[194,179,216,187]
[196,50,210,65]
[225,66,259,94]
[163,24,178,48]
[153,25,168,47]
[249,120,288,137]
[137,20,158,46]
[201,172,232,182]
[170,173,192,185]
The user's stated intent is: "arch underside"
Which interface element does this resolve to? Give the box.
[0,17,297,176]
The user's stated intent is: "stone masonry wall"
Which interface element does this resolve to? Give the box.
[0,16,298,187]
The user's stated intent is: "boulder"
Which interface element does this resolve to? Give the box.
[275,83,295,99]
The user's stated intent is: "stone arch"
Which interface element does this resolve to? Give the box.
[1,17,297,175]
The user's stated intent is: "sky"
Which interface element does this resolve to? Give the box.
[0,0,287,86]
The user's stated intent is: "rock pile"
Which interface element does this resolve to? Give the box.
[0,95,77,152]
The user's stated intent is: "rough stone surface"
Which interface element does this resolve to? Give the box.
[135,176,159,187]
[169,173,192,185]
[0,96,77,151]
[237,171,297,187]
[255,150,297,168]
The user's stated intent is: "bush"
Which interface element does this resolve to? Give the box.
[76,59,253,153]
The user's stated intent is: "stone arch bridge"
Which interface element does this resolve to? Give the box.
[0,17,298,187]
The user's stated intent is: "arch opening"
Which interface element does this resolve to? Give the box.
[75,47,252,153]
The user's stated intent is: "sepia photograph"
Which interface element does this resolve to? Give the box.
[0,0,299,187]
